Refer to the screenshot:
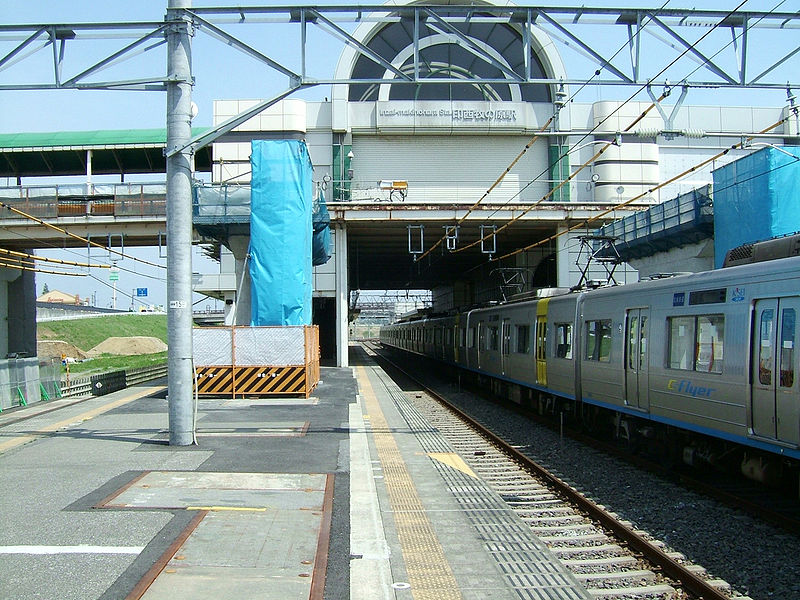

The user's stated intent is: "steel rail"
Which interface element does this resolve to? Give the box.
[368,342,731,600]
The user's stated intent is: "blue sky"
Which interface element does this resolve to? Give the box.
[0,0,795,308]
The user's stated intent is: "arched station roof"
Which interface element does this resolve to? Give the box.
[333,0,567,107]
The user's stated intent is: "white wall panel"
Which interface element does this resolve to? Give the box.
[351,135,549,204]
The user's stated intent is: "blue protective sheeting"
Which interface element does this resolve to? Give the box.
[249,140,312,326]
[312,188,332,266]
[713,146,800,268]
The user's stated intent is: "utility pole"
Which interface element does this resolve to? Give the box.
[166,0,194,445]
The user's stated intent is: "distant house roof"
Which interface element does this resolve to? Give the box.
[0,128,212,178]
[37,290,82,304]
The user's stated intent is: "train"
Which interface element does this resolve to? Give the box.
[380,253,800,492]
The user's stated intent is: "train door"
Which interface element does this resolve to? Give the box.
[535,299,549,386]
[501,319,511,375]
[752,298,800,444]
[477,321,485,370]
[624,308,650,410]
[454,315,461,363]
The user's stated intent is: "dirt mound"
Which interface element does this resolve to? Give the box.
[38,340,89,360]
[88,336,167,356]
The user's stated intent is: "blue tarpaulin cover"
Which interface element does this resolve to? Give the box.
[249,140,312,325]
[713,145,800,268]
[313,188,331,266]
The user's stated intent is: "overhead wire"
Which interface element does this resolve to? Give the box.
[0,258,87,276]
[488,0,789,263]
[0,246,110,270]
[492,112,794,263]
[415,0,675,262]
[415,0,754,270]
[3,227,168,282]
[0,199,167,269]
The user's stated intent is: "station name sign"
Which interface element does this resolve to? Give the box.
[376,101,533,130]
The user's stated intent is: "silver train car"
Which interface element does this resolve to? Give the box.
[381,255,800,487]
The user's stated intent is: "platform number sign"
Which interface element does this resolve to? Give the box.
[136,288,148,297]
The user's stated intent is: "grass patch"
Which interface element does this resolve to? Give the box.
[38,314,167,352]
[66,352,167,376]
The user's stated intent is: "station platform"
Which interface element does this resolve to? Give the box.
[0,346,588,600]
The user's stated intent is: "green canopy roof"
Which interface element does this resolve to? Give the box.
[0,128,212,178]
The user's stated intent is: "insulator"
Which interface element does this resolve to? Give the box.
[681,128,706,138]
[635,128,662,138]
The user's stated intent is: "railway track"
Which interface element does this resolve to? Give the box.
[364,342,744,600]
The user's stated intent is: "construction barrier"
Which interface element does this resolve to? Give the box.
[193,325,320,398]
[0,356,42,411]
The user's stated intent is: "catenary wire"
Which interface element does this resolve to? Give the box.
[0,200,166,269]
[451,0,752,256]
[409,0,768,286]
[415,0,674,262]
[4,228,168,283]
[491,112,794,262]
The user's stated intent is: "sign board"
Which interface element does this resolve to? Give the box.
[136,288,148,297]
[109,267,119,282]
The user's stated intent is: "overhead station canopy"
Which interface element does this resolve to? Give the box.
[0,128,212,178]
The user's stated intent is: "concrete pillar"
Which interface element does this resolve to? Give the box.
[334,224,349,367]
[6,264,35,357]
[556,224,571,288]
[86,149,93,193]
[225,235,252,326]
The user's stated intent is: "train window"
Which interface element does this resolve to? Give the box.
[668,314,724,373]
[780,308,795,388]
[696,315,724,373]
[488,326,499,351]
[536,319,547,361]
[468,327,476,348]
[460,328,466,347]
[668,317,694,370]
[758,310,774,384]
[516,325,531,353]
[585,320,612,362]
[555,323,573,359]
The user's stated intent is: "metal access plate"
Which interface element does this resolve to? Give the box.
[202,397,319,407]
[141,511,321,600]
[194,421,310,437]
[102,471,327,510]
[114,472,332,600]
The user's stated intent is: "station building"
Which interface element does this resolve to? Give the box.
[190,0,798,365]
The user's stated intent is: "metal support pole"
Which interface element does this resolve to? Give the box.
[166,0,194,445]
[335,224,349,367]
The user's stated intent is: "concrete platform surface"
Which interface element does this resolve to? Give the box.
[0,348,588,600]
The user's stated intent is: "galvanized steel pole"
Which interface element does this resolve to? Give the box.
[166,0,194,445]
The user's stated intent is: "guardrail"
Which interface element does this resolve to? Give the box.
[0,183,167,220]
[60,363,167,399]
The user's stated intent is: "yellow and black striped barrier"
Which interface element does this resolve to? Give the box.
[233,366,306,396]
[194,365,312,397]
[194,366,234,395]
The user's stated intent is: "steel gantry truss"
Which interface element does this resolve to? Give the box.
[3,6,799,92]
[2,6,798,152]
[2,3,799,445]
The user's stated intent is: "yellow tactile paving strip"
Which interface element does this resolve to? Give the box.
[356,366,462,600]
